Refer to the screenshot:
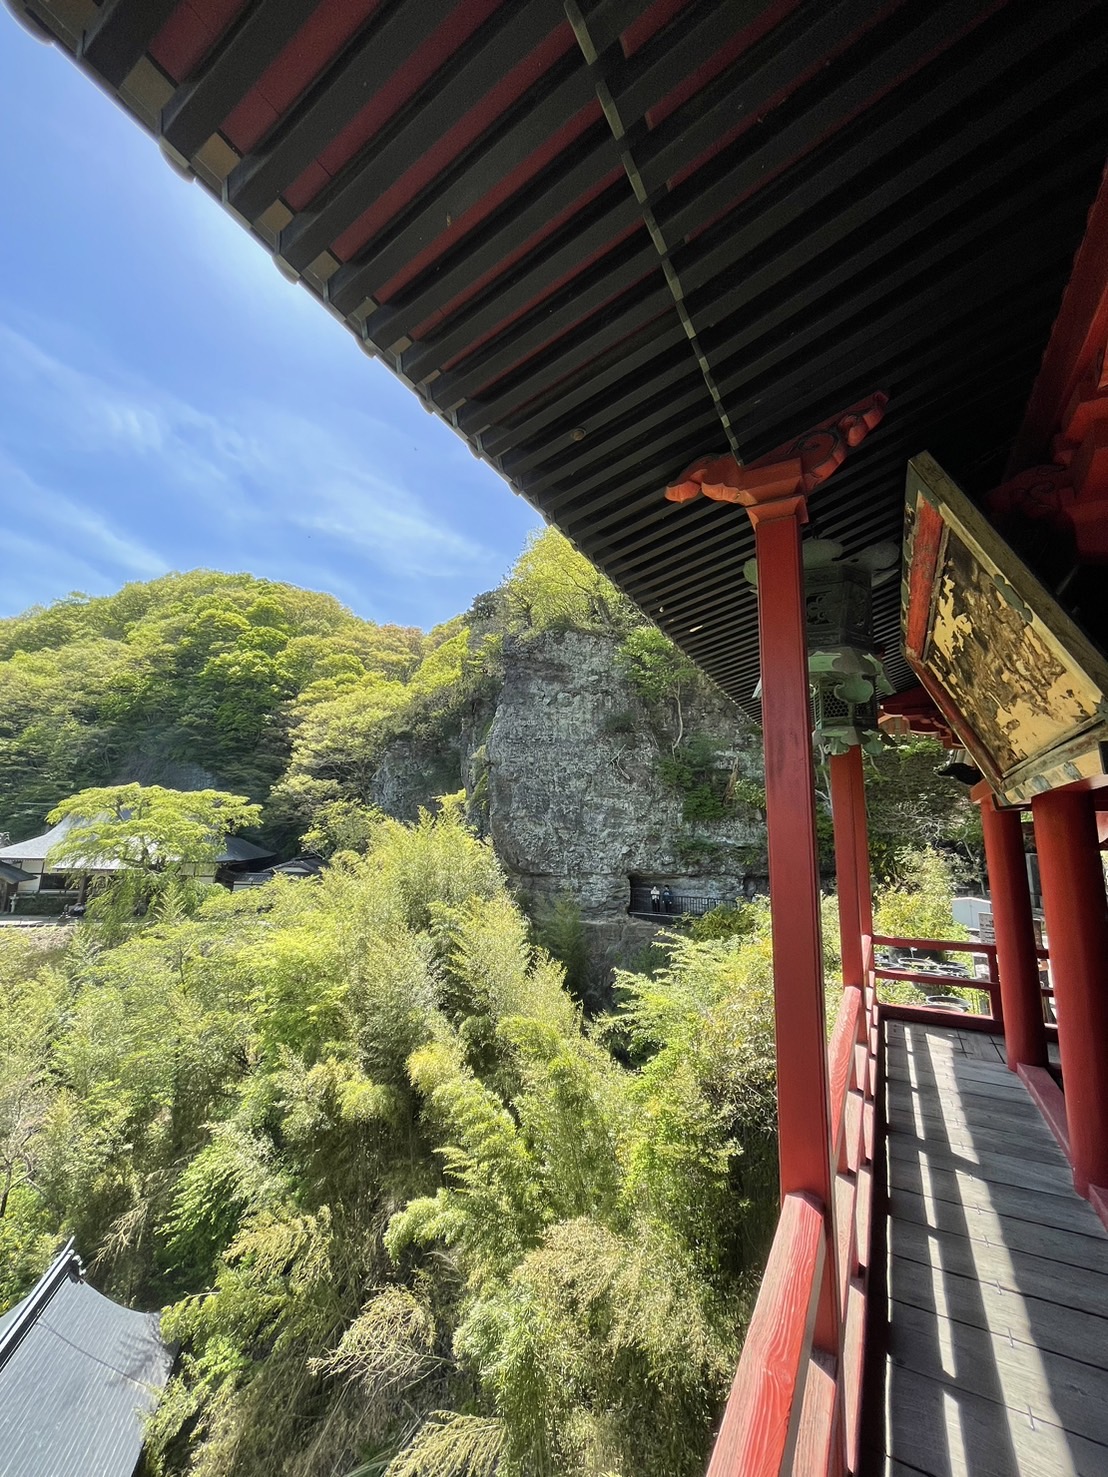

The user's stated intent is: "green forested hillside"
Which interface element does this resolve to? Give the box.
[0,533,640,851]
[0,535,978,883]
[1,808,779,1477]
[0,538,984,1476]
[0,569,423,842]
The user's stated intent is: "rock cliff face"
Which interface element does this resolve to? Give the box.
[483,631,765,918]
[371,629,767,924]
[369,732,475,822]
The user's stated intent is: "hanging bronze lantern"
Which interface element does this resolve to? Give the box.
[745,539,897,756]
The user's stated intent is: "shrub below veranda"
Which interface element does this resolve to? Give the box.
[0,807,778,1477]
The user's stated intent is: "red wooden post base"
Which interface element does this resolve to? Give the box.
[976,789,1048,1072]
[1032,786,1108,1194]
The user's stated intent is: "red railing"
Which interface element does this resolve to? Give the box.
[872,933,1052,1028]
[706,922,1058,1473]
[873,933,1001,1022]
[707,941,880,1475]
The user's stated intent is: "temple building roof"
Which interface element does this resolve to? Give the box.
[0,813,273,868]
[0,1242,173,1477]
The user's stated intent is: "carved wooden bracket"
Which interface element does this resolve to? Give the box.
[878,685,959,747]
[663,393,889,515]
[987,346,1108,562]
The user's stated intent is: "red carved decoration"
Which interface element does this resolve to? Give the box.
[984,464,1075,529]
[986,351,1108,563]
[878,685,958,747]
[664,392,888,509]
[903,499,945,660]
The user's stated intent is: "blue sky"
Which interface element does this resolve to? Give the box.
[0,18,540,629]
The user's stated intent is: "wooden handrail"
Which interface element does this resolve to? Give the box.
[873,932,1049,960]
[707,973,879,1475]
[706,1192,826,1477]
[874,931,992,954]
[874,964,1000,1022]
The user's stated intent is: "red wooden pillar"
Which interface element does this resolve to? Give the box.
[829,745,873,989]
[1032,786,1108,1195]
[663,400,889,1445]
[746,489,840,1356]
[976,789,1047,1072]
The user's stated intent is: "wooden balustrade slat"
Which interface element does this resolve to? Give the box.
[829,987,863,1162]
[835,1170,858,1323]
[841,1277,868,1474]
[789,1351,840,1477]
[844,1089,864,1176]
[862,1094,875,1167]
[854,1160,874,1280]
[854,1039,870,1099]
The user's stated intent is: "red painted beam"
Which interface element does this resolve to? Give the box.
[1008,159,1108,474]
[748,503,841,1358]
[1018,1063,1071,1163]
[879,1002,1000,1033]
[903,498,945,661]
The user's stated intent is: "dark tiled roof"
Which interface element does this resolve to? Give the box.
[0,1244,172,1477]
[0,813,271,867]
[217,836,274,863]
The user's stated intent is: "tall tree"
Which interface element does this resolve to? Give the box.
[46,784,261,875]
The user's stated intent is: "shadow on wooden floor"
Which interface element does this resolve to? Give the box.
[864,1022,1108,1477]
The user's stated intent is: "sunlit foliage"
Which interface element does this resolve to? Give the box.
[0,809,777,1477]
[502,527,636,635]
[0,572,422,845]
[47,783,261,874]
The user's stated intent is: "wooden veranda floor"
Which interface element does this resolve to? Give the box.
[874,1021,1108,1476]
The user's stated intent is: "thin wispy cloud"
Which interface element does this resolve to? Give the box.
[1,531,128,611]
[0,318,501,612]
[0,31,538,626]
[0,453,168,585]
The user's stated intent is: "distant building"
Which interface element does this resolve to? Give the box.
[0,859,35,911]
[0,1241,172,1477]
[0,813,273,905]
[230,854,326,890]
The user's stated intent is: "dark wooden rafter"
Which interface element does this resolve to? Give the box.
[401,188,644,383]
[331,68,606,324]
[80,0,179,87]
[278,0,569,273]
[224,0,444,224]
[14,0,1108,713]
[565,0,740,458]
[160,0,311,163]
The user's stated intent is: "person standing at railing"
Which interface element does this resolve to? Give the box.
[662,885,674,913]
[650,885,661,913]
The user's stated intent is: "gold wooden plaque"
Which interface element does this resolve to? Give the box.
[902,452,1108,805]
